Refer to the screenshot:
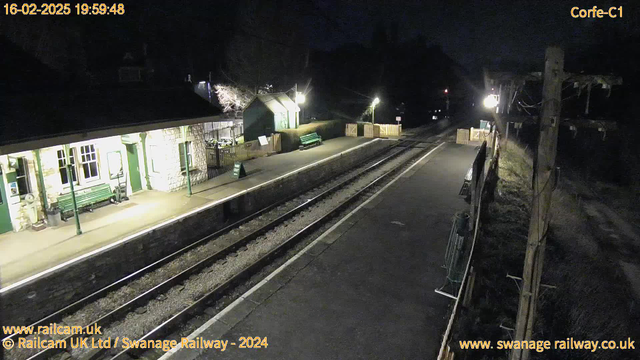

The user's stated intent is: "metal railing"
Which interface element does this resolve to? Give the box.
[438,128,501,360]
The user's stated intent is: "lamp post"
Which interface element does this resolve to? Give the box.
[64,144,82,235]
[295,91,306,128]
[371,97,380,124]
[181,125,192,197]
[444,88,450,115]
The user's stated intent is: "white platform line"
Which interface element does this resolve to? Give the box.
[1,139,380,294]
[159,141,446,359]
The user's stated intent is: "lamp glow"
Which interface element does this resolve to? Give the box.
[371,97,380,124]
[483,94,499,109]
[296,92,306,104]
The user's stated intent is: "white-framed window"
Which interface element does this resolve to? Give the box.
[80,144,100,180]
[179,142,192,171]
[15,157,31,196]
[57,148,78,185]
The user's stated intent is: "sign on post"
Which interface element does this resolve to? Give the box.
[233,161,247,179]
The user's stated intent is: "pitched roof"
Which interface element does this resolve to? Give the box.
[248,93,299,113]
[0,86,221,149]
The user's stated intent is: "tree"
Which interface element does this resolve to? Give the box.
[214,84,253,113]
[223,0,307,92]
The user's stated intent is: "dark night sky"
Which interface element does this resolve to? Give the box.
[2,0,637,82]
[302,0,638,69]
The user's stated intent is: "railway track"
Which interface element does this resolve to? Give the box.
[4,122,457,360]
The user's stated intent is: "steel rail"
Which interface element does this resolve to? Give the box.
[111,138,440,360]
[3,132,418,348]
[26,139,417,360]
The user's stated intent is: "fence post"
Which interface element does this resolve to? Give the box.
[215,143,220,168]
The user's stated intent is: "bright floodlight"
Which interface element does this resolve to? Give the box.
[483,94,499,109]
[296,92,306,104]
[372,97,380,106]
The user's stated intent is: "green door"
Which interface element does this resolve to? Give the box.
[126,144,143,193]
[0,169,13,233]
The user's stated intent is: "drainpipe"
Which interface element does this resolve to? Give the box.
[181,126,192,196]
[139,132,152,190]
[64,144,82,235]
[34,149,48,212]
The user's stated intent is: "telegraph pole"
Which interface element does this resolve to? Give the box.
[294,83,299,128]
[511,47,564,360]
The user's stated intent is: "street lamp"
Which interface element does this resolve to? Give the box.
[295,91,306,128]
[371,97,380,124]
[444,89,450,114]
[295,92,306,104]
[483,94,499,109]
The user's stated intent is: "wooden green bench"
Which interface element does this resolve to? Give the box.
[58,183,115,220]
[299,132,322,150]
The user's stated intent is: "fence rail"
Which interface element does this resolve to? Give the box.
[206,134,281,170]
[438,128,500,360]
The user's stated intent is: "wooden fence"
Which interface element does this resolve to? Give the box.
[363,123,402,138]
[345,123,358,137]
[457,127,495,146]
[378,124,402,137]
[206,134,281,170]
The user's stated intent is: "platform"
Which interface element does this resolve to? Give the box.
[0,136,375,288]
[167,142,479,360]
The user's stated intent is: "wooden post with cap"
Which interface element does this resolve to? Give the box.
[510,46,564,360]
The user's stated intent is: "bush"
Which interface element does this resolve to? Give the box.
[278,120,347,152]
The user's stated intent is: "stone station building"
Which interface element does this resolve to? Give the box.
[0,87,220,233]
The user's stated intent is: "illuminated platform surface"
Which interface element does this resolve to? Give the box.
[174,143,478,360]
[0,136,374,287]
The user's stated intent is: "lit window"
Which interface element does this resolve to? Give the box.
[80,144,100,180]
[179,142,192,171]
[15,157,31,195]
[57,149,78,185]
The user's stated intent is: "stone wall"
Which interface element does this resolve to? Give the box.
[1,139,392,326]
[146,125,207,192]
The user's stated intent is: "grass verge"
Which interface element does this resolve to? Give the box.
[451,140,639,360]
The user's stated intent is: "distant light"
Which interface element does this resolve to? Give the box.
[432,115,438,120]
[444,89,448,94]
[372,97,380,106]
[198,81,206,85]
[296,92,306,104]
[483,94,499,109]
